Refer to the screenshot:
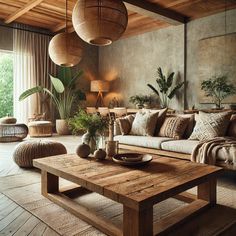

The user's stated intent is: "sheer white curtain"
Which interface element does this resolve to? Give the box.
[13,25,56,123]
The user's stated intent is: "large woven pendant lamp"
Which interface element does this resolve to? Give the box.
[49,0,83,67]
[72,0,128,46]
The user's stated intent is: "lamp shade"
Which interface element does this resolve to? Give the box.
[91,80,109,92]
[72,0,128,46]
[49,32,83,67]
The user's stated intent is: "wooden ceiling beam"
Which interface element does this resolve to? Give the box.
[123,0,186,25]
[4,0,44,24]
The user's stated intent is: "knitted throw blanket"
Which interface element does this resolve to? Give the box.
[191,137,236,165]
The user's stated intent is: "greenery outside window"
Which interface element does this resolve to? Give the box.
[0,51,13,117]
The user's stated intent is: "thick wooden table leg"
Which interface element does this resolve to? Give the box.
[197,178,216,206]
[123,205,153,236]
[41,170,59,196]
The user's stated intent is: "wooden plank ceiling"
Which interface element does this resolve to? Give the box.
[0,0,235,38]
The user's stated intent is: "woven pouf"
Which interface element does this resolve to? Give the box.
[13,140,67,168]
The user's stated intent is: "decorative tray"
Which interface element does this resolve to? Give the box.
[112,153,152,166]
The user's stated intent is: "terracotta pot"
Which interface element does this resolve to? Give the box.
[56,119,70,135]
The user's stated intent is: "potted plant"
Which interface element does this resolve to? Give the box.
[68,109,108,153]
[19,67,86,135]
[201,76,236,109]
[147,67,184,108]
[129,95,152,109]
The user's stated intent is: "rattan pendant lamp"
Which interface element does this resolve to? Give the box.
[49,0,83,67]
[72,0,128,46]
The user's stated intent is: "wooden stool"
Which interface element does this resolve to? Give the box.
[28,121,53,137]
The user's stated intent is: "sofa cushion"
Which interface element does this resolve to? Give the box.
[118,115,135,135]
[130,110,159,136]
[143,108,168,135]
[168,114,195,138]
[161,140,199,154]
[226,114,236,138]
[159,116,190,139]
[114,135,173,149]
[189,111,231,141]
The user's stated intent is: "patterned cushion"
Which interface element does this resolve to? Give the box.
[226,114,236,137]
[167,114,195,138]
[118,115,135,135]
[189,111,231,141]
[130,110,159,136]
[158,117,189,139]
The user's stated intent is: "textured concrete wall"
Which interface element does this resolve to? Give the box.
[99,9,236,111]
[186,9,236,109]
[99,25,185,110]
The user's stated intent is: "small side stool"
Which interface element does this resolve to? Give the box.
[28,121,53,137]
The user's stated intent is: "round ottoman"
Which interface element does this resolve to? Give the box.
[13,140,67,168]
[28,121,53,137]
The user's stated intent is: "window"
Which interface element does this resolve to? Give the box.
[0,51,13,117]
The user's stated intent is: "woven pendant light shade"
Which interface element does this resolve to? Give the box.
[49,32,83,67]
[72,0,128,46]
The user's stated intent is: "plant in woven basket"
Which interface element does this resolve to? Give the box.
[147,67,184,108]
[201,76,236,109]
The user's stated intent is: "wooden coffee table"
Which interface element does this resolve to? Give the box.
[34,154,222,236]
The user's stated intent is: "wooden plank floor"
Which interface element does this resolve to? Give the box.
[0,193,59,236]
[0,135,236,236]
[0,135,76,236]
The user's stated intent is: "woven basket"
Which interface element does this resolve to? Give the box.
[13,140,67,168]
[0,124,28,142]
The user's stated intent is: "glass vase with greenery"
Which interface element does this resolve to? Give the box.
[129,95,152,109]
[68,109,108,153]
[201,76,236,109]
[147,67,184,108]
[19,67,86,119]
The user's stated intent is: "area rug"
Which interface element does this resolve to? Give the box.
[0,171,236,236]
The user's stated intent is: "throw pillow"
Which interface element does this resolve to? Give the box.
[142,108,167,135]
[167,114,195,138]
[158,117,190,139]
[118,115,135,135]
[189,111,232,141]
[130,110,159,136]
[226,114,236,138]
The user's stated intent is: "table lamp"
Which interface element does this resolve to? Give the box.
[91,80,109,108]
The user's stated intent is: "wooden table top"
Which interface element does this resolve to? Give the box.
[34,154,222,210]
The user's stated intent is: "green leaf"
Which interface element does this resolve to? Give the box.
[166,72,175,87]
[168,82,184,99]
[19,86,43,101]
[68,70,84,88]
[147,84,159,96]
[50,75,65,93]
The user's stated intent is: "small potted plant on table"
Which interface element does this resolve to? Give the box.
[68,109,108,154]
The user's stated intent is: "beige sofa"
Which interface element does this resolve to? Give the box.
[114,113,236,171]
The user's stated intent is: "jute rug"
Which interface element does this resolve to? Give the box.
[0,171,236,236]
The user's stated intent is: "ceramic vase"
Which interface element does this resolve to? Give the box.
[76,143,90,158]
[82,131,101,154]
[94,149,106,160]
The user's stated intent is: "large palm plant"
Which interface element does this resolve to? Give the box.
[19,67,86,119]
[147,67,184,108]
